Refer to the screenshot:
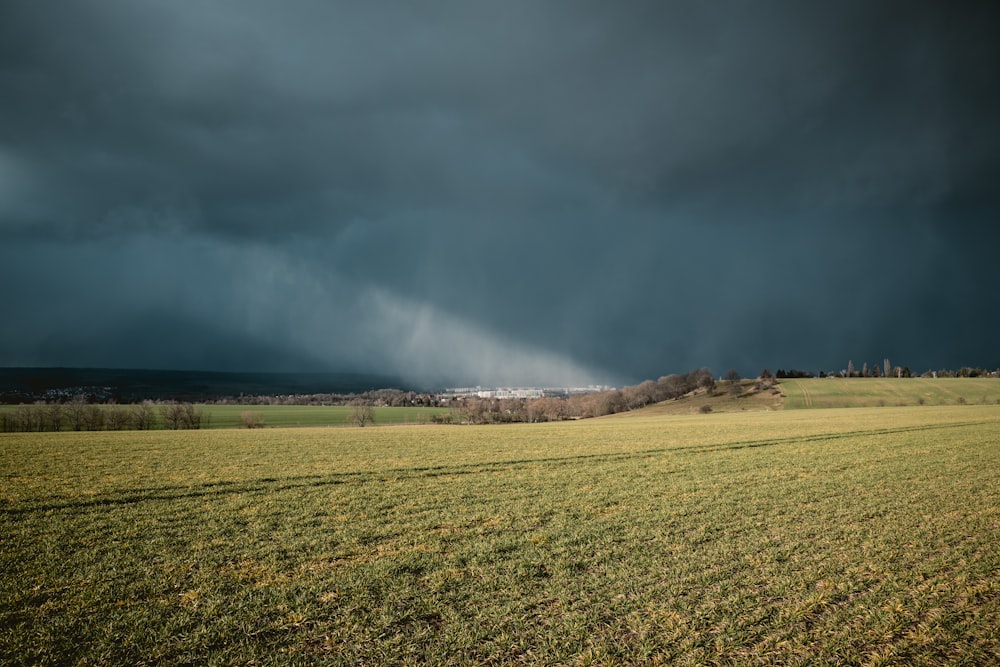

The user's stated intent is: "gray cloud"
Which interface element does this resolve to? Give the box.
[2,1,998,384]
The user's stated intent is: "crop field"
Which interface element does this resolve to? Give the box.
[2,406,998,665]
[779,377,1000,410]
[0,404,456,431]
[202,405,455,429]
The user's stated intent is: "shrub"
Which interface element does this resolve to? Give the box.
[240,411,266,429]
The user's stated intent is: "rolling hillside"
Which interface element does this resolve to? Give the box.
[627,381,783,416]
[617,377,1000,416]
[779,377,1000,409]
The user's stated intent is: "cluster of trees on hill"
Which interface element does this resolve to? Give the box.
[838,359,910,378]
[0,397,207,433]
[919,367,998,378]
[775,369,815,379]
[457,368,721,424]
[791,360,999,379]
[772,359,911,379]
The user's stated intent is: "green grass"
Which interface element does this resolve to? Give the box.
[780,377,1000,410]
[0,404,456,430]
[2,407,999,665]
[201,405,455,429]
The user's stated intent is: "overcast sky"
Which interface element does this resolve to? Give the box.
[2,1,998,387]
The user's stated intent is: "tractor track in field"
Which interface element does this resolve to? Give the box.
[4,419,994,517]
[797,380,814,408]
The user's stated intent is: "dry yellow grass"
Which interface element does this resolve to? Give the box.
[2,406,998,664]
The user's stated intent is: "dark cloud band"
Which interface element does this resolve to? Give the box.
[2,1,998,382]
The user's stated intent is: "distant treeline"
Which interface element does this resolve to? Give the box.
[775,363,1000,379]
[0,399,207,433]
[923,367,1000,378]
[216,388,442,407]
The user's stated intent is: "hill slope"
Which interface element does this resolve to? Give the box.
[612,381,784,417]
[779,377,1000,409]
[611,377,1000,417]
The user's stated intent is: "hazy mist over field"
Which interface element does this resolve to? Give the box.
[2,2,998,385]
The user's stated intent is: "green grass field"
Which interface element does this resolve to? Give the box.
[0,404,456,430]
[202,405,455,429]
[2,406,998,665]
[779,377,1000,410]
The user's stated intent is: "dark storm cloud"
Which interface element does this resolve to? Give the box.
[2,1,999,384]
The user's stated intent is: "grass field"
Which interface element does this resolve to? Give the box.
[0,404,456,430]
[641,382,784,415]
[202,405,455,429]
[779,377,1000,410]
[2,406,998,665]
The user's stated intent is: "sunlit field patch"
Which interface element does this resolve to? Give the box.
[779,377,1000,409]
[2,406,998,664]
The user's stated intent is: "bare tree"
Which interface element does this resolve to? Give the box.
[83,404,105,431]
[460,397,485,423]
[498,398,525,422]
[131,401,156,430]
[350,403,375,427]
[695,369,716,395]
[161,403,184,430]
[548,398,569,421]
[45,403,64,432]
[13,405,42,432]
[526,398,547,423]
[884,358,891,378]
[596,390,627,416]
[628,380,658,409]
[67,395,89,431]
[725,369,742,395]
[180,403,204,429]
[105,404,131,430]
[161,402,205,429]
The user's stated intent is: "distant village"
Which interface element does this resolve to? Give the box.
[441,385,615,400]
[0,381,616,407]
